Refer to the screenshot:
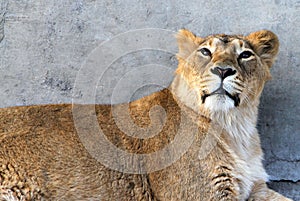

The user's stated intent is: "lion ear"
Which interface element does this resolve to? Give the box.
[176,29,202,60]
[246,30,279,68]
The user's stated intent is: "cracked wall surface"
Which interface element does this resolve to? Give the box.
[0,0,299,199]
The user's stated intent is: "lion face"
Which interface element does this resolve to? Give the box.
[175,29,279,113]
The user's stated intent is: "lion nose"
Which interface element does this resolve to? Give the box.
[211,67,236,79]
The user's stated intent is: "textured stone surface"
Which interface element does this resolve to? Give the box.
[0,0,299,199]
[268,181,300,200]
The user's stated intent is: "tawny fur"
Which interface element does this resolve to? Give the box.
[0,30,293,200]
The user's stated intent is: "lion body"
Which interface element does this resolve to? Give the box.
[0,30,293,200]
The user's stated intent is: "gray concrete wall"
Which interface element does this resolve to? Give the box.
[0,0,299,199]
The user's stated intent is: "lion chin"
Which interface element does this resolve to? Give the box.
[201,85,240,112]
[203,93,239,112]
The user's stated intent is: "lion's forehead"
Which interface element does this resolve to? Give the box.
[202,36,251,55]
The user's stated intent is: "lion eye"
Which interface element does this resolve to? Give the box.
[198,48,212,57]
[238,51,254,59]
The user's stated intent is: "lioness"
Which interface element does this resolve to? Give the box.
[0,30,293,200]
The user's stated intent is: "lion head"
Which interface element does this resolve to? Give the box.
[174,29,279,114]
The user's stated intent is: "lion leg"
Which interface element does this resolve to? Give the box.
[248,180,293,201]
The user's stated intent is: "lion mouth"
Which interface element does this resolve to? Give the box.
[201,87,240,107]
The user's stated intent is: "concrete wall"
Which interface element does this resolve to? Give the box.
[0,0,299,199]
